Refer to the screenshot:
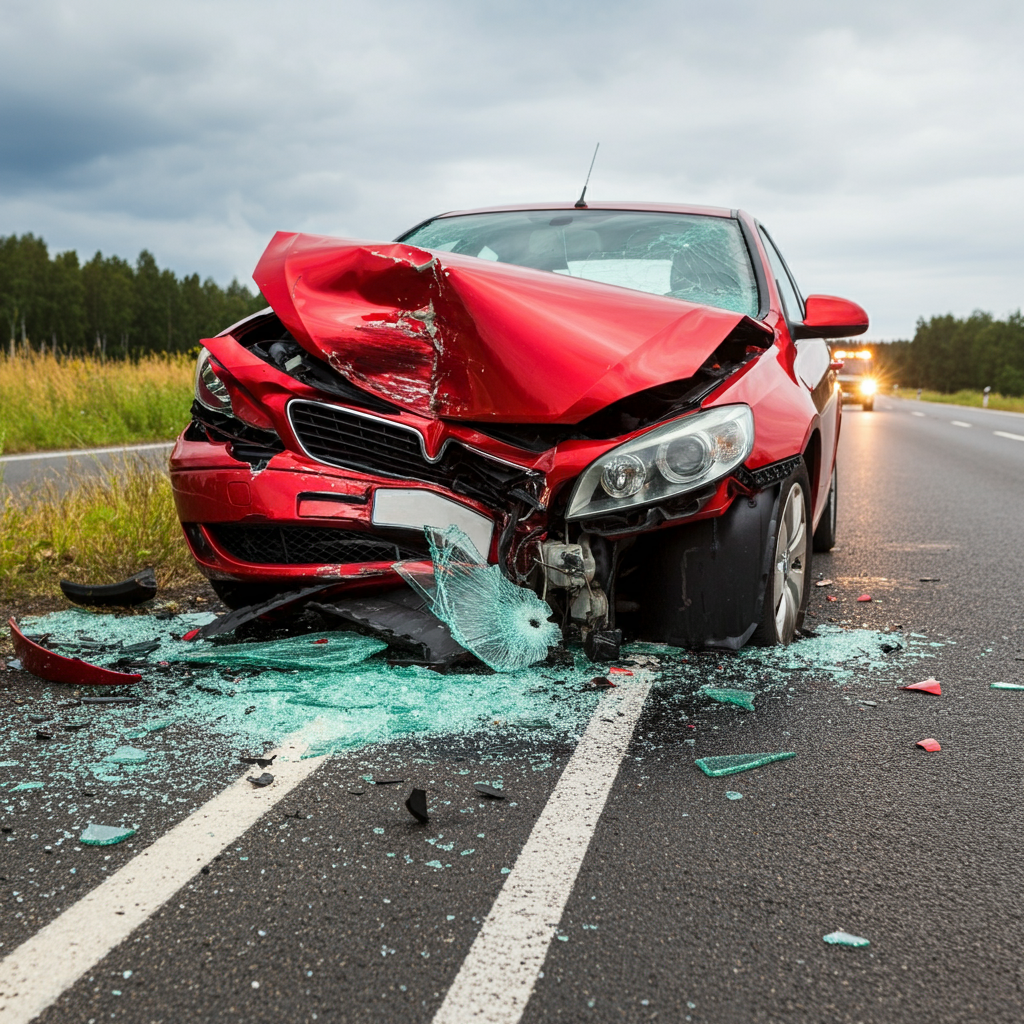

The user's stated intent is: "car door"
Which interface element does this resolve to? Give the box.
[757,225,840,524]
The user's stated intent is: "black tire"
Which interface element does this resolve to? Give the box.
[753,463,812,645]
[862,399,874,411]
[209,580,290,610]
[812,463,838,552]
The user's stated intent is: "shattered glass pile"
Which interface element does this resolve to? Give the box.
[396,526,561,672]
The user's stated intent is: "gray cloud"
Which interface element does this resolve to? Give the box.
[1,0,1022,336]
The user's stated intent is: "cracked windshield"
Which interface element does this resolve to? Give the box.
[402,209,760,315]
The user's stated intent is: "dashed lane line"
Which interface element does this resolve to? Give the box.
[0,441,174,464]
[432,677,652,1024]
[0,735,326,1024]
[994,430,1024,443]
[911,411,926,417]
[950,420,972,428]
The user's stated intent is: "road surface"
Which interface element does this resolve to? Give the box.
[0,442,174,494]
[2,395,1023,1023]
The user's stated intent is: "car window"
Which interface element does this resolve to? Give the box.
[757,226,804,324]
[400,210,760,316]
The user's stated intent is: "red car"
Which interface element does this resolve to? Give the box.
[171,202,867,651]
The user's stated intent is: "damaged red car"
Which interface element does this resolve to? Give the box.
[170,202,867,652]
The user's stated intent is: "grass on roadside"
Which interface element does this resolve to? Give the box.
[0,347,194,454]
[904,388,1024,414]
[0,459,203,602]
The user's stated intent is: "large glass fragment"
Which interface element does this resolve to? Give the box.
[990,682,1024,690]
[396,526,561,672]
[172,632,386,671]
[823,931,870,948]
[699,686,755,711]
[107,746,148,764]
[695,752,796,777]
[80,823,136,846]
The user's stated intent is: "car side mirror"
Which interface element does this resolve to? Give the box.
[792,295,869,339]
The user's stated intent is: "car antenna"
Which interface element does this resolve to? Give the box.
[574,143,600,209]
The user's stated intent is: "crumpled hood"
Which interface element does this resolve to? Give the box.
[253,231,769,424]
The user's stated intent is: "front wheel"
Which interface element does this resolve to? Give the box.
[754,465,811,645]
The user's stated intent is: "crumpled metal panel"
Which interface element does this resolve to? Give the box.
[253,233,769,423]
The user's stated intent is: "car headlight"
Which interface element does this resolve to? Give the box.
[859,378,877,396]
[566,405,754,520]
[194,347,232,413]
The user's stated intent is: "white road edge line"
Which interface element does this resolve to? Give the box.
[994,430,1024,442]
[0,441,174,464]
[432,677,652,1024]
[950,420,972,428]
[0,734,326,1023]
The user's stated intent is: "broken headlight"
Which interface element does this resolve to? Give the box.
[194,347,232,414]
[566,404,754,520]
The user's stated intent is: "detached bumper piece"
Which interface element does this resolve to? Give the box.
[59,568,158,608]
[8,618,143,686]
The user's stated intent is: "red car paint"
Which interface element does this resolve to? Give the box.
[8,618,143,686]
[171,202,866,629]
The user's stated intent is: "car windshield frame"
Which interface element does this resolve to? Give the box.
[397,209,762,318]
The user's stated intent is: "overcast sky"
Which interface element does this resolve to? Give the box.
[1,0,1022,338]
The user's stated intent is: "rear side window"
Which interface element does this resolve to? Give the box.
[401,210,760,316]
[757,226,804,324]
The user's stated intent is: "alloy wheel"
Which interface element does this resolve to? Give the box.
[773,482,807,640]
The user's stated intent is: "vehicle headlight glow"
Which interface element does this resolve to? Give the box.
[859,378,877,396]
[194,347,232,413]
[566,404,754,520]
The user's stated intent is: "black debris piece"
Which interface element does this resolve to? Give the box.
[919,577,941,582]
[82,791,96,797]
[247,773,275,787]
[588,676,616,689]
[474,784,506,800]
[405,787,429,823]
[60,568,158,608]
[197,685,224,695]
[121,639,162,657]
[309,587,471,669]
[239,754,277,769]
[880,643,903,654]
[584,628,622,663]
[35,730,54,741]
[63,720,89,731]
[373,779,404,785]
[27,714,53,723]
[198,584,340,639]
[348,790,365,796]
[244,705,257,715]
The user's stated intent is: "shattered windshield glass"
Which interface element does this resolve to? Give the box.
[400,210,759,316]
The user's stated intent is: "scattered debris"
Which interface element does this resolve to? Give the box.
[826,595,838,603]
[699,686,755,711]
[373,779,404,785]
[59,568,158,608]
[474,784,506,799]
[6,658,23,670]
[916,738,941,752]
[8,618,143,687]
[63,720,89,731]
[815,579,833,587]
[80,823,136,846]
[823,930,870,948]
[587,676,617,690]
[348,790,365,796]
[395,526,561,671]
[239,754,277,769]
[725,791,743,800]
[584,628,622,663]
[857,594,872,603]
[857,699,877,707]
[990,682,1024,691]
[12,781,43,791]
[198,584,340,639]
[695,752,796,777]
[247,773,275,787]
[880,642,902,654]
[35,730,53,741]
[901,678,942,695]
[107,746,148,764]
[405,787,429,823]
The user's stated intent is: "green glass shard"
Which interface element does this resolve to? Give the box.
[725,790,743,800]
[990,682,1024,690]
[107,746,148,764]
[11,781,43,791]
[695,752,796,777]
[396,526,561,672]
[172,632,386,671]
[80,823,136,846]
[823,930,870,947]
[700,686,755,711]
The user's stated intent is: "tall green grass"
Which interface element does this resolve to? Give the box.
[0,460,203,600]
[0,347,194,454]
[904,388,1024,414]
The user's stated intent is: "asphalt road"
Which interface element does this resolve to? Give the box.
[3,395,1024,1023]
[0,442,174,494]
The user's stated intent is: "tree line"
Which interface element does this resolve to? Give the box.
[0,233,266,358]
[874,311,1024,396]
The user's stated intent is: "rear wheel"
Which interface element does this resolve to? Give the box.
[754,465,811,645]
[812,463,838,552]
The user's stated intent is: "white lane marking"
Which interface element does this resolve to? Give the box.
[950,420,972,428]
[994,430,1024,442]
[0,441,174,464]
[911,411,926,417]
[0,735,325,1024]
[432,678,652,1024]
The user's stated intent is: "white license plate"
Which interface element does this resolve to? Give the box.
[371,489,494,559]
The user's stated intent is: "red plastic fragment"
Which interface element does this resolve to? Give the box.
[916,738,941,751]
[312,638,329,645]
[608,667,633,675]
[8,618,142,687]
[857,594,872,602]
[901,678,942,696]
[181,628,201,642]
[826,595,838,602]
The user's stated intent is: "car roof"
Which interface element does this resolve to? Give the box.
[429,201,737,219]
